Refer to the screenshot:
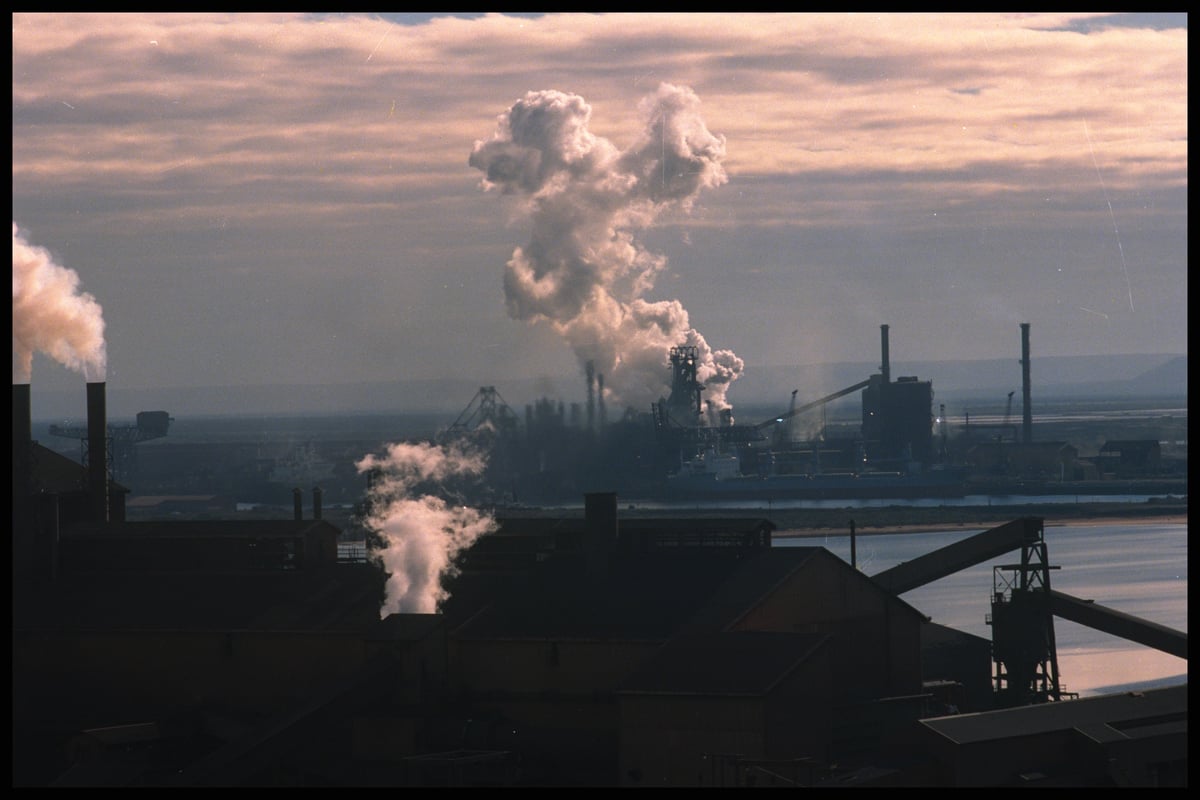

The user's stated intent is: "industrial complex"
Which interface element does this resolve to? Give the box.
[11,358,1188,786]
[427,322,1184,507]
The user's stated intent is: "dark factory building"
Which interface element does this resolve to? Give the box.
[901,684,1188,787]
[438,493,930,786]
[616,630,833,787]
[1096,439,1163,478]
[965,440,1079,479]
[858,324,935,466]
[11,384,1188,787]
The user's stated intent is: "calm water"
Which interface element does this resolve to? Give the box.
[625,493,1181,512]
[775,522,1188,698]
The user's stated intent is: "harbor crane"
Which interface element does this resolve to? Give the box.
[49,410,172,483]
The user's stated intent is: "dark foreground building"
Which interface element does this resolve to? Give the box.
[11,385,1187,786]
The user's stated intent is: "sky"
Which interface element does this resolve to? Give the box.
[12,12,1188,418]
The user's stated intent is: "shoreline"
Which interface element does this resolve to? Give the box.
[610,498,1188,539]
[773,513,1187,539]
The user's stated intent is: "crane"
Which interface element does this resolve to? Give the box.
[49,410,172,483]
[1002,391,1015,429]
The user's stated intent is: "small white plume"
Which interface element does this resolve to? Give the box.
[356,439,497,616]
[12,222,107,383]
[469,83,743,417]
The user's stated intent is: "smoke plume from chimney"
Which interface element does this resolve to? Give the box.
[469,84,743,418]
[12,222,106,384]
[356,440,497,617]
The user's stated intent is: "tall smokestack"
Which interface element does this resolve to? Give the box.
[13,383,35,583]
[13,383,32,496]
[312,486,323,521]
[586,360,596,433]
[597,373,607,429]
[880,324,891,385]
[1020,322,1033,444]
[86,381,109,523]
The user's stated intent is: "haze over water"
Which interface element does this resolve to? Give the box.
[778,522,1187,697]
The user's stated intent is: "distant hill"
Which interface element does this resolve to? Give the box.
[27,353,1186,421]
[731,353,1187,410]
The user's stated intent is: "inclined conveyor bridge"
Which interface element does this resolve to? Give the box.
[870,516,1186,705]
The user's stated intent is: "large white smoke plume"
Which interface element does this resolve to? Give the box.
[469,83,744,420]
[356,439,498,617]
[12,222,107,383]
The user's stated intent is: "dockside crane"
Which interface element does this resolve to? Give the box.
[1002,391,1015,435]
[49,410,172,483]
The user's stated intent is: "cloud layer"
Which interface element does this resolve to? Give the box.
[12,13,1187,409]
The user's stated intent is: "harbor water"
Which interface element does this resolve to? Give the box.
[774,521,1187,698]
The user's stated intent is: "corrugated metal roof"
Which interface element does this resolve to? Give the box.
[618,630,829,696]
[920,684,1188,744]
[450,541,928,643]
[452,546,822,641]
[451,548,755,641]
[674,547,822,635]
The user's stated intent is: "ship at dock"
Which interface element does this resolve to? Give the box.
[664,447,967,501]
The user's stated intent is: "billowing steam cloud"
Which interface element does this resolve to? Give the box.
[12,222,107,383]
[356,440,498,616]
[469,83,744,419]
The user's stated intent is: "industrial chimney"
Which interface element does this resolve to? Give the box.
[13,383,34,579]
[13,383,33,499]
[597,373,607,429]
[86,381,109,523]
[586,360,596,433]
[880,324,891,386]
[1020,322,1033,444]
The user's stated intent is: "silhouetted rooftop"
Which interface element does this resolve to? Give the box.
[618,630,829,696]
[14,565,382,632]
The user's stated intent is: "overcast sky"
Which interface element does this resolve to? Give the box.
[13,13,1187,416]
